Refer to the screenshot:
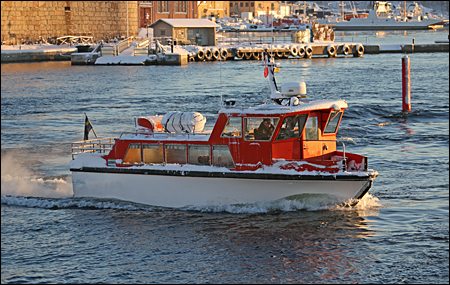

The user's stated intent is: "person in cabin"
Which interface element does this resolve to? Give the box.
[255,118,275,140]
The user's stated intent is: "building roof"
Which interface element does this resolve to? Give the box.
[149,19,220,28]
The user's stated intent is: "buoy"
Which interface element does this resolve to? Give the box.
[290,45,298,57]
[327,45,336,57]
[220,49,228,60]
[305,46,313,58]
[244,51,252,60]
[283,50,290,58]
[276,50,283,58]
[298,45,306,58]
[188,56,195,62]
[197,49,205,61]
[204,49,213,61]
[236,49,244,59]
[342,44,350,56]
[212,48,220,60]
[402,55,411,111]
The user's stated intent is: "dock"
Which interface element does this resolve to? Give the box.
[1,42,448,64]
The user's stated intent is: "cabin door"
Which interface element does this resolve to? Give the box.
[302,113,322,160]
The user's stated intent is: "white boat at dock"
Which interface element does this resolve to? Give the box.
[316,1,448,30]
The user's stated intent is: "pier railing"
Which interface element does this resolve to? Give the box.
[71,137,115,160]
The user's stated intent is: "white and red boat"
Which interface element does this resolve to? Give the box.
[70,52,378,208]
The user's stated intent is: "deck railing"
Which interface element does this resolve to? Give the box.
[71,137,115,160]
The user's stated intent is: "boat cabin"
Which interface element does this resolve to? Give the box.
[101,100,362,173]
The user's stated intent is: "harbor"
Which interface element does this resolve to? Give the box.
[1,1,449,284]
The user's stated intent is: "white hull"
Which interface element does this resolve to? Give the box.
[72,171,373,208]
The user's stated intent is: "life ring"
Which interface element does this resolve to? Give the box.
[197,49,205,61]
[236,49,244,59]
[252,51,261,60]
[276,50,283,58]
[188,56,195,62]
[290,45,298,57]
[298,46,305,58]
[244,51,252,60]
[342,44,350,56]
[355,44,364,57]
[327,45,336,57]
[283,51,290,58]
[305,46,313,58]
[212,48,220,60]
[220,49,228,60]
[204,49,213,61]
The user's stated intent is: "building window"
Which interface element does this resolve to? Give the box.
[230,3,233,7]
[157,1,169,13]
[258,3,262,8]
[240,3,243,7]
[271,3,275,10]
[174,1,186,13]
[160,29,166,36]
[245,2,249,7]
[251,3,254,7]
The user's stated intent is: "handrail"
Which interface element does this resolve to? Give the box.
[71,137,115,160]
[119,131,211,139]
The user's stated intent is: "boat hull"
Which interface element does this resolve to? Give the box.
[71,168,374,208]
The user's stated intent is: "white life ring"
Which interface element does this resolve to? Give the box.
[197,49,205,60]
[252,51,261,60]
[220,49,228,59]
[327,45,336,57]
[305,46,313,58]
[236,49,244,59]
[188,56,195,62]
[355,44,364,57]
[204,49,213,61]
[298,45,306,58]
[244,51,253,60]
[290,45,298,57]
[283,50,290,58]
[212,48,220,60]
[342,44,350,56]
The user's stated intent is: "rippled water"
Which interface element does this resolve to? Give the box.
[1,30,449,283]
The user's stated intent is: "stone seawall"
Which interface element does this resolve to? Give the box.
[1,1,139,44]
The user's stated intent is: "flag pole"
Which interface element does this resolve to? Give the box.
[84,112,98,139]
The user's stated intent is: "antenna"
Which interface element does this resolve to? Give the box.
[219,52,222,107]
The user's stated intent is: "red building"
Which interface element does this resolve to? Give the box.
[139,1,198,28]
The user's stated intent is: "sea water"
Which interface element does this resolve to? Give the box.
[1,29,449,283]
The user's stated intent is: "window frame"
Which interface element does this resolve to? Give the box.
[122,143,142,165]
[275,114,308,141]
[142,143,164,165]
[323,111,343,134]
[165,144,187,165]
[220,117,242,138]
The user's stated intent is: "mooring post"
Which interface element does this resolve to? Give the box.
[402,55,411,111]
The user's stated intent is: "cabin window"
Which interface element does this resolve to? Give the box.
[213,145,236,169]
[324,111,343,134]
[221,117,242,138]
[244,117,279,141]
[123,143,141,164]
[165,144,187,164]
[275,114,308,141]
[189,145,211,166]
[143,144,163,165]
[305,116,318,141]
